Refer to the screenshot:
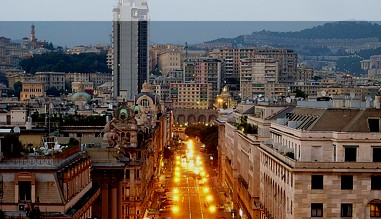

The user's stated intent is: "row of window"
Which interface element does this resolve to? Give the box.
[311,203,381,217]
[311,175,381,190]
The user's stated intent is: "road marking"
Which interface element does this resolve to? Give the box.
[186,176,192,219]
[196,178,204,219]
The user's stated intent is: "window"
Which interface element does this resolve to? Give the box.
[311,203,323,217]
[371,176,381,190]
[140,99,149,107]
[341,175,353,190]
[345,147,357,162]
[19,181,31,202]
[370,203,381,217]
[368,118,380,132]
[373,148,381,162]
[333,144,337,161]
[311,175,323,189]
[341,203,352,217]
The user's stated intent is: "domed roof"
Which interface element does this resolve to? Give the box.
[72,92,91,103]
[133,105,142,113]
[220,86,232,98]
[135,92,160,104]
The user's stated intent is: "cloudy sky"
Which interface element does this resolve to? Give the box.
[0,0,380,21]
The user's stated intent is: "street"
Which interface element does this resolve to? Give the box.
[149,139,231,219]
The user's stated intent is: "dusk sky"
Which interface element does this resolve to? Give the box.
[0,0,380,47]
[1,0,380,21]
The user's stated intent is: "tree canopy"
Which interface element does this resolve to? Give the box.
[185,124,218,156]
[19,52,111,74]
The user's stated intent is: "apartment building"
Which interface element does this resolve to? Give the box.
[158,50,182,75]
[170,83,212,109]
[257,48,297,84]
[217,103,293,219]
[20,80,45,102]
[35,72,65,91]
[210,47,256,97]
[66,72,112,88]
[184,58,222,102]
[218,101,381,219]
[0,142,99,218]
[240,57,279,100]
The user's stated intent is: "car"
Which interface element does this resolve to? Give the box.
[161,200,174,206]
[159,205,173,212]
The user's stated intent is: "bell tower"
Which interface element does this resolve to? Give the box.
[30,24,37,45]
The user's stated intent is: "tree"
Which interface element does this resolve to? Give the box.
[9,81,22,98]
[1,136,23,158]
[293,88,308,99]
[236,116,258,134]
[68,138,79,147]
[185,124,218,156]
[46,87,60,97]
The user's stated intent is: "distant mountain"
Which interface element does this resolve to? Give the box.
[206,21,381,44]
[256,21,381,40]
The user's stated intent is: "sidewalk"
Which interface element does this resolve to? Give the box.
[211,176,233,219]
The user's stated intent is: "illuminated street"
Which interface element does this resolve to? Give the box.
[153,139,231,219]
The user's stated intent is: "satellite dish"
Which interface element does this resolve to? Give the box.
[286,97,292,103]
[366,96,373,101]
[350,92,355,99]
[321,90,327,97]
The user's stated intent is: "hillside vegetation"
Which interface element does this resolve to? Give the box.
[19,52,111,74]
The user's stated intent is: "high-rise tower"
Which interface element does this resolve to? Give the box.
[112,0,149,101]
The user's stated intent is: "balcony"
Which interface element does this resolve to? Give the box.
[0,146,81,169]
[260,142,381,170]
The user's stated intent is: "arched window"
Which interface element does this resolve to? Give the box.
[140,99,149,107]
[370,200,381,217]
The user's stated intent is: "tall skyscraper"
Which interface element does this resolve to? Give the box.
[112,0,149,101]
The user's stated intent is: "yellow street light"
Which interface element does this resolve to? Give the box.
[172,205,180,214]
[203,187,210,193]
[206,195,213,202]
[173,188,179,194]
[209,205,216,213]
[173,195,180,202]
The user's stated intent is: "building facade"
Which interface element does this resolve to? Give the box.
[0,144,99,219]
[240,57,279,100]
[184,58,222,102]
[35,72,66,91]
[170,83,212,109]
[217,102,381,219]
[87,82,168,219]
[256,48,297,84]
[20,80,45,102]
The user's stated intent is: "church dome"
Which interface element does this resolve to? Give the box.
[72,92,91,103]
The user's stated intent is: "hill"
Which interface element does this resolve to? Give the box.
[206,21,381,44]
[256,21,381,40]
